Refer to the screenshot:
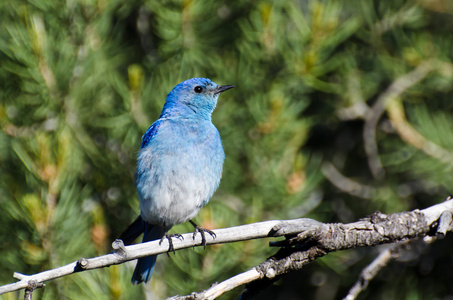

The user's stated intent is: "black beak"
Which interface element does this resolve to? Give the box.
[214,85,235,94]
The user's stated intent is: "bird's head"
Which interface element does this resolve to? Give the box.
[163,78,234,119]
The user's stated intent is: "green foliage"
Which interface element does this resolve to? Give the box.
[1,0,453,299]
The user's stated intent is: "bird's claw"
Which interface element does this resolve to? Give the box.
[160,233,184,255]
[189,221,216,248]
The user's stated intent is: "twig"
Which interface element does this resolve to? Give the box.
[171,196,453,300]
[23,280,45,300]
[321,161,374,199]
[1,197,452,298]
[344,197,453,300]
[343,243,402,300]
[387,100,453,168]
[363,60,434,179]
[0,219,322,295]
[436,210,453,239]
[167,269,262,300]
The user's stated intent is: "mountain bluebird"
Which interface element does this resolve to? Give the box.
[120,77,234,285]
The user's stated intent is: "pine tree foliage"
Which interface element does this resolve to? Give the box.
[1,0,453,299]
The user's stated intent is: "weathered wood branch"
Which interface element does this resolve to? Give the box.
[170,196,453,300]
[0,218,321,295]
[1,196,452,299]
[343,210,453,300]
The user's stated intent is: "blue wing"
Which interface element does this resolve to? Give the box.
[140,120,163,149]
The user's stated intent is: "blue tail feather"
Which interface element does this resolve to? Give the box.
[119,216,145,246]
[131,223,165,285]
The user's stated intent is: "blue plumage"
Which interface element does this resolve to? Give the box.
[120,78,234,285]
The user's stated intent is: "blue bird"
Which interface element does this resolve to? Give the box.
[119,78,234,285]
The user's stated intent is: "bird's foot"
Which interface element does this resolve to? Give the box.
[189,220,216,248]
[159,233,184,255]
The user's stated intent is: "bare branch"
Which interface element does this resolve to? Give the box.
[23,280,45,300]
[436,211,452,238]
[1,197,453,299]
[344,205,453,300]
[171,196,453,299]
[387,100,453,167]
[0,219,321,296]
[343,243,402,300]
[321,161,374,199]
[363,60,434,179]
[167,269,262,300]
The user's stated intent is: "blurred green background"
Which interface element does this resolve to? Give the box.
[1,0,453,299]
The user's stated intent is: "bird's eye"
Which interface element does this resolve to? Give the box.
[194,86,203,93]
